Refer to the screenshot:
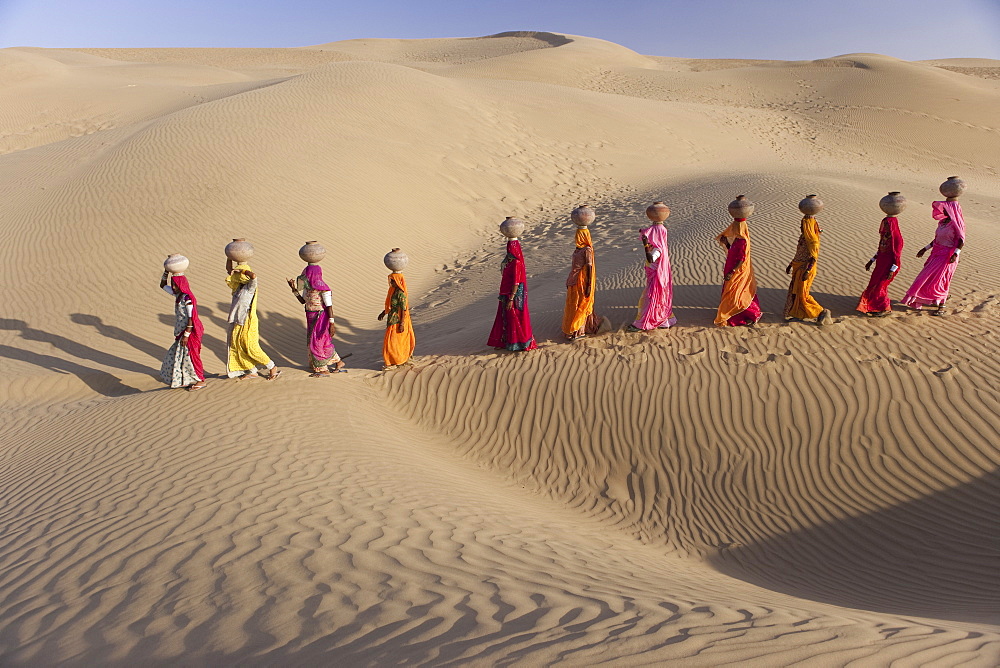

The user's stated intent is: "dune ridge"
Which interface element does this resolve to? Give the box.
[1,32,998,665]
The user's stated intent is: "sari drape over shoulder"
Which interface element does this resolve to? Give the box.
[715,219,761,327]
[857,216,904,313]
[296,264,339,371]
[160,275,205,387]
[562,228,596,337]
[902,201,965,309]
[226,262,273,377]
[383,272,415,366]
[487,239,537,351]
[784,216,824,320]
[633,223,677,330]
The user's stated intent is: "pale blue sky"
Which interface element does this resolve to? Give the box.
[1,0,998,60]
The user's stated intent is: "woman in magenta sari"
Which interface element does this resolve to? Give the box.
[901,199,965,316]
[487,238,537,351]
[631,220,676,330]
[159,271,206,390]
[288,264,345,375]
[857,214,904,317]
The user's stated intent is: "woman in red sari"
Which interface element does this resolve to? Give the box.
[487,237,537,352]
[715,217,761,327]
[857,198,904,317]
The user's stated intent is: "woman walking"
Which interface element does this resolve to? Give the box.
[159,255,206,390]
[288,242,344,376]
[715,196,761,327]
[784,195,827,322]
[901,177,967,316]
[857,192,905,317]
[488,217,537,352]
[562,206,597,339]
[631,201,677,331]
[224,239,280,380]
[379,249,415,368]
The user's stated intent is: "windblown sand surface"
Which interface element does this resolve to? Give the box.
[1,32,998,666]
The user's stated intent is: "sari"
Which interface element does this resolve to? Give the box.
[160,275,205,388]
[383,273,415,366]
[295,264,340,371]
[857,216,904,314]
[901,201,965,309]
[487,239,537,351]
[784,216,825,320]
[715,219,761,327]
[226,263,274,377]
[632,223,677,330]
[562,228,596,338]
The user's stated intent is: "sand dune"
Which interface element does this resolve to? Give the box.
[1,32,998,665]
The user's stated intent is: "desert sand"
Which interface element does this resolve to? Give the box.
[1,32,998,665]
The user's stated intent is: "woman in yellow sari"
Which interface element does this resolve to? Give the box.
[226,257,280,379]
[783,207,825,321]
[562,227,596,339]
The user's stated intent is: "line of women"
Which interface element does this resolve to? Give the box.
[493,175,968,351]
[159,240,414,390]
[157,175,968,388]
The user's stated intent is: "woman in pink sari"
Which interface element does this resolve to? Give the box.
[487,238,537,351]
[901,199,965,316]
[631,217,676,330]
[857,213,904,317]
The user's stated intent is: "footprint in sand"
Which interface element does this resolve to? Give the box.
[890,353,917,367]
[677,347,705,362]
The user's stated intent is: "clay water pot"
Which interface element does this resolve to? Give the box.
[728,195,754,219]
[164,254,189,274]
[298,241,326,264]
[798,195,824,216]
[500,216,526,239]
[384,248,409,272]
[939,176,966,199]
[225,238,254,262]
[645,201,671,222]
[571,205,595,227]
[879,191,907,216]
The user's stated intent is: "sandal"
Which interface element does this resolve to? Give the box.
[265,369,283,381]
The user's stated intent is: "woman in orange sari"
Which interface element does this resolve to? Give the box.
[715,217,761,327]
[378,249,415,368]
[562,226,596,339]
[784,198,825,321]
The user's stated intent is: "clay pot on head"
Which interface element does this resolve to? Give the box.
[299,241,326,264]
[225,238,254,262]
[500,216,526,239]
[164,254,189,274]
[798,195,824,216]
[384,248,409,272]
[571,205,595,227]
[939,176,966,199]
[728,195,754,219]
[645,201,671,223]
[879,191,907,216]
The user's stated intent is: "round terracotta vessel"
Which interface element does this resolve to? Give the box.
[879,191,907,216]
[500,216,526,239]
[728,195,754,219]
[571,205,595,227]
[164,254,189,274]
[798,195,824,216]
[225,238,254,262]
[384,248,409,272]
[939,176,966,199]
[645,201,671,223]
[299,240,326,264]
